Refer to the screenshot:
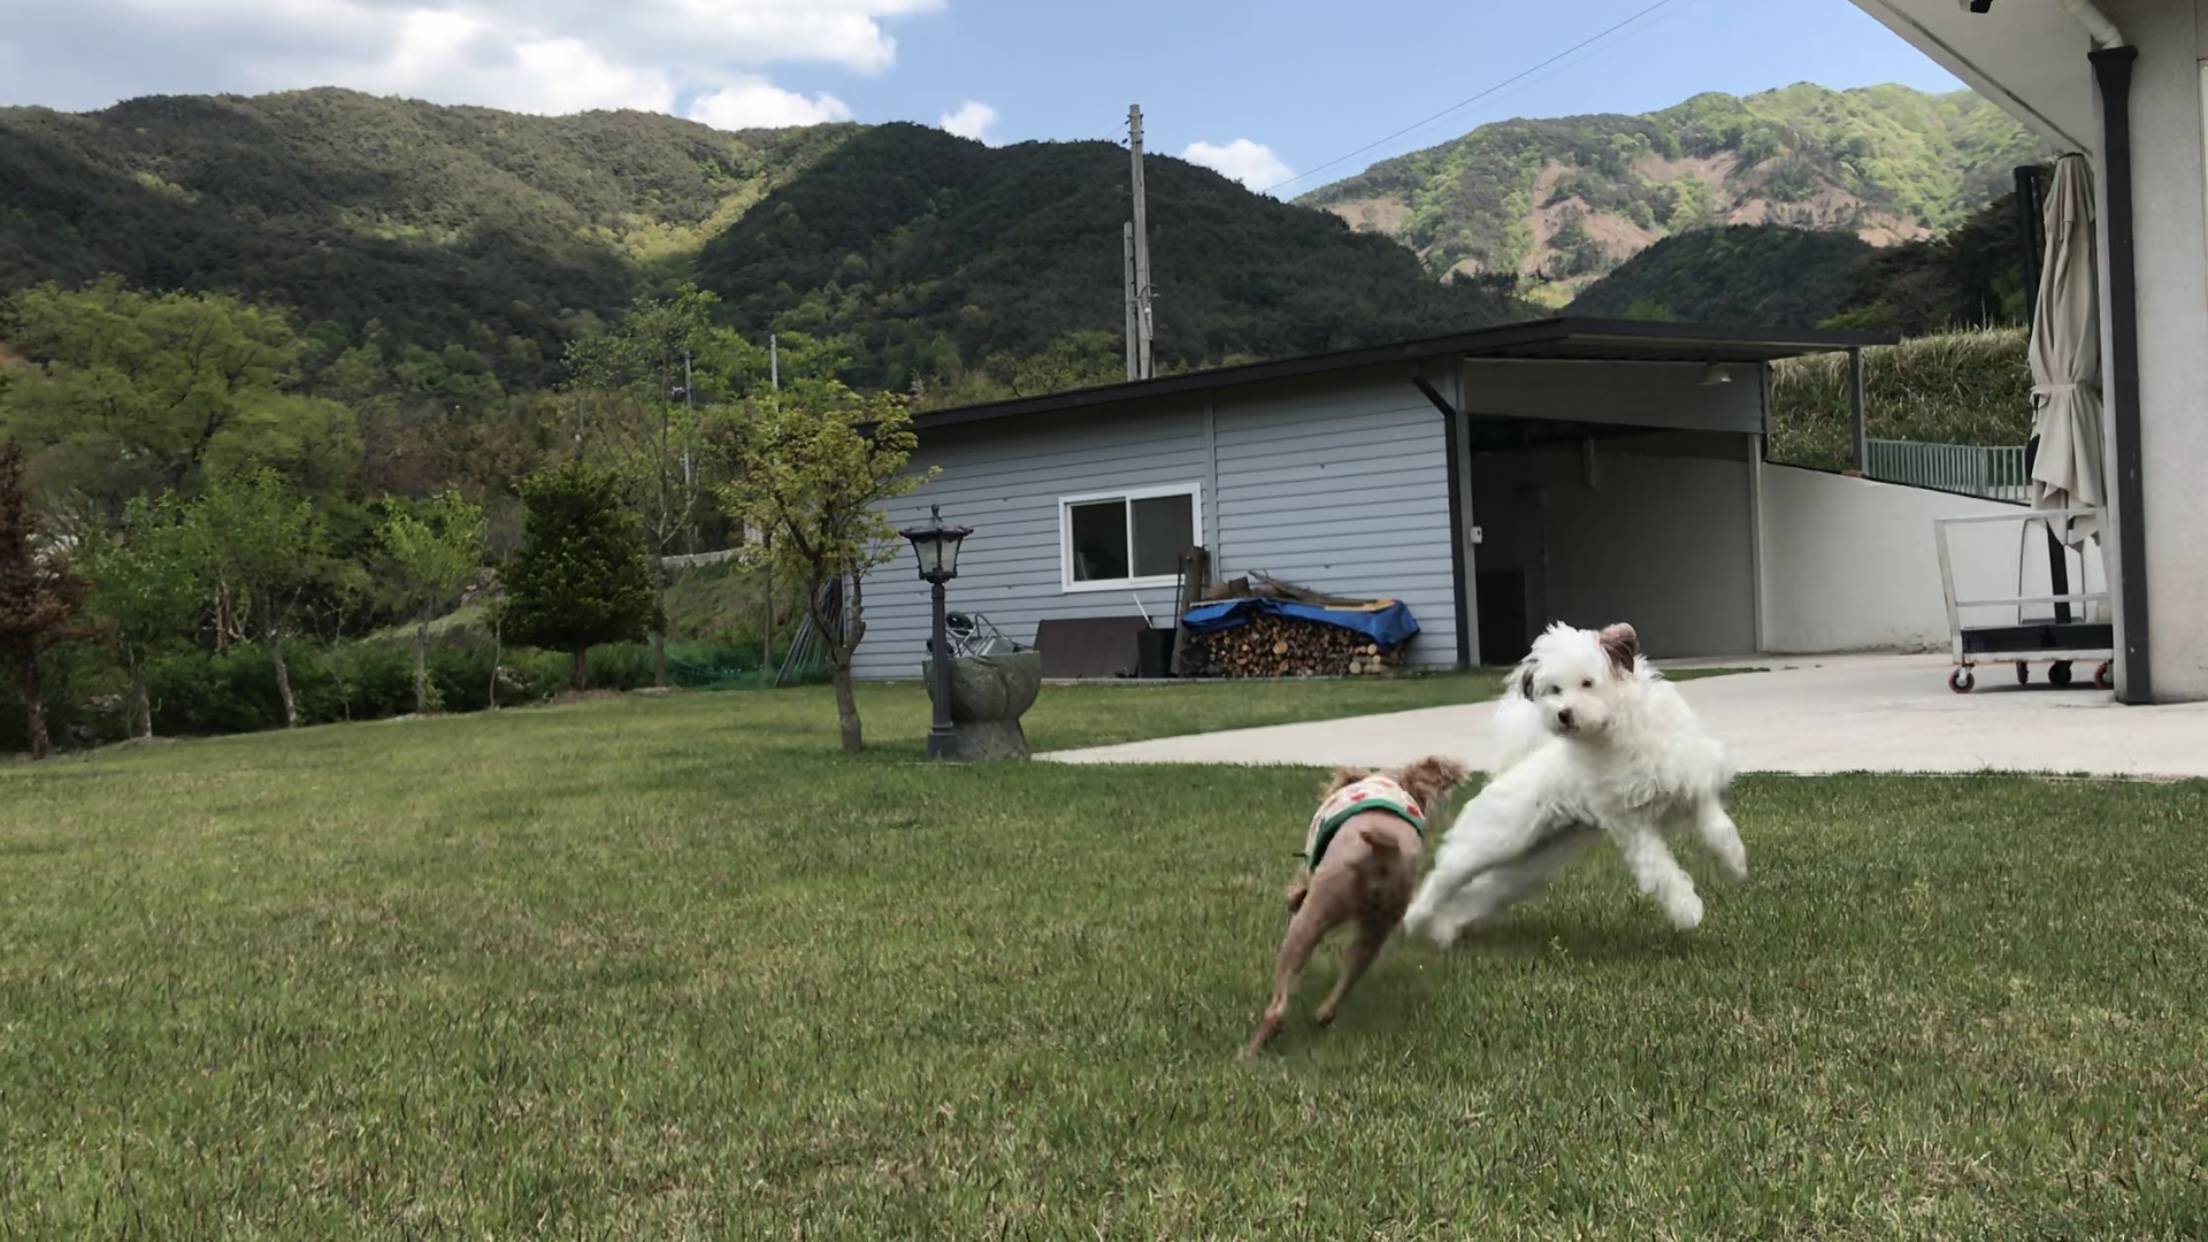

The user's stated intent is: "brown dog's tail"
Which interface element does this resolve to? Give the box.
[1349,823,1405,904]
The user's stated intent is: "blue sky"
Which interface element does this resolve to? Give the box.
[1,0,1960,194]
[777,0,1963,192]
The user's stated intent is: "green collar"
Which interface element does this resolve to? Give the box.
[1307,791,1425,871]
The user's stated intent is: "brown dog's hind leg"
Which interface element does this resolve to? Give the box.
[1241,904,1330,1059]
[1313,921,1389,1028]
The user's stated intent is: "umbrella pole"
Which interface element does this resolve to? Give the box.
[2023,435,2073,624]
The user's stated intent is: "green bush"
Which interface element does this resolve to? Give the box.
[2,634,796,753]
[0,645,126,753]
[1769,326,2032,471]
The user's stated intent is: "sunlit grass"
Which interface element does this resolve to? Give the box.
[2,683,2202,1235]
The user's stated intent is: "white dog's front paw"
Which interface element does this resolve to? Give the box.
[1402,905,1441,945]
[1665,891,1705,930]
[1721,851,1749,883]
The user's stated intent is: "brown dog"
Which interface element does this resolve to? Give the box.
[1242,755,1471,1058]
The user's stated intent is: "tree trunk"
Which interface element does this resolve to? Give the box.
[413,608,431,715]
[652,567,669,690]
[127,651,152,740]
[270,635,297,728]
[213,584,231,653]
[18,654,50,761]
[831,663,862,754]
[571,645,589,692]
[489,615,502,710]
[762,541,774,676]
[831,570,866,753]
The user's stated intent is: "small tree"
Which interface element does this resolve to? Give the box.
[566,284,765,688]
[81,494,201,739]
[720,384,930,754]
[378,490,487,715]
[499,461,658,692]
[0,444,87,759]
[186,469,326,728]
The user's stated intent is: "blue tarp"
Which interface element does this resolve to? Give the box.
[1181,597,1420,649]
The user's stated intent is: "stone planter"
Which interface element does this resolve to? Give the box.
[920,651,1042,761]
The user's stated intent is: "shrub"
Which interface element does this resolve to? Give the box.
[1769,326,2033,471]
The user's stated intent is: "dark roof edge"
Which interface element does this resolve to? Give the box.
[910,316,1899,432]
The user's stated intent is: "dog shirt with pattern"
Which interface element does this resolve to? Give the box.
[1305,775,1425,870]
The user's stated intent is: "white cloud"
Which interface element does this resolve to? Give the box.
[1180,138,1293,196]
[0,0,943,114]
[688,77,852,129]
[936,99,998,143]
[277,9,677,114]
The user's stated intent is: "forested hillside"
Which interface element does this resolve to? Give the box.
[1571,177,2040,332]
[1301,83,2049,305]
[1,91,1527,401]
[0,89,848,384]
[695,123,1527,396]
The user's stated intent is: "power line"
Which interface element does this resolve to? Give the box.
[1261,0,1681,196]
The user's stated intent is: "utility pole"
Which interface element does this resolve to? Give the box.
[1123,222,1139,380]
[1128,104,1154,379]
[680,348,696,555]
[764,333,778,675]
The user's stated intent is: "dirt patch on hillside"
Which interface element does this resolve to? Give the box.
[1580,211,1658,256]
[1323,195,1411,236]
[1637,152,1741,185]
[1858,220,1929,246]
[1526,180,1657,276]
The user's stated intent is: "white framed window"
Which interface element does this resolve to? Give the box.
[1059,484,1201,592]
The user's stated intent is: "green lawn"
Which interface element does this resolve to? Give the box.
[3,682,2205,1236]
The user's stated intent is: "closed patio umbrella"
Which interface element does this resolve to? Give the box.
[2028,153,2105,547]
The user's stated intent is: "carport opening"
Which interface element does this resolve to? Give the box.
[1470,419,1757,664]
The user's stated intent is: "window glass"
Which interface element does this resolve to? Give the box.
[1068,500,1129,582]
[1130,493,1194,578]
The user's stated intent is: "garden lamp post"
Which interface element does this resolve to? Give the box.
[900,505,972,759]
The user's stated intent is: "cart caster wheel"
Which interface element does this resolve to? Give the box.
[2014,661,2030,686]
[2049,661,2074,688]
[2095,661,2113,690]
[1949,668,1975,694]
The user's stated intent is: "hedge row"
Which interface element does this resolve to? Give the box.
[2,635,788,754]
[1769,326,2034,471]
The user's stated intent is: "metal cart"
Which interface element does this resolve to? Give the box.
[937,611,1023,658]
[1934,507,2112,693]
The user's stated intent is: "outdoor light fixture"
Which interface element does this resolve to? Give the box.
[1697,363,1733,387]
[900,505,973,758]
[902,504,971,585]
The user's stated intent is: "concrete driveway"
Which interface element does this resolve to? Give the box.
[1041,654,2208,778]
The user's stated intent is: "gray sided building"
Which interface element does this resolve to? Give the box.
[856,317,1893,680]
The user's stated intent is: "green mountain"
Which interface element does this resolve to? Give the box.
[1299,83,2050,305]
[0,89,848,382]
[1571,175,2040,332]
[0,91,1526,397]
[694,123,1526,396]
[1567,226,1874,325]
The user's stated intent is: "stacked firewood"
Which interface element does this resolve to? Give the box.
[1182,613,1406,678]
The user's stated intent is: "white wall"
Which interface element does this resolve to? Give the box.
[1759,465,2108,654]
[1472,432,1757,659]
[1851,0,2207,699]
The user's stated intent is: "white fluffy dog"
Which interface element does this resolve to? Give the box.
[1402,621,1745,945]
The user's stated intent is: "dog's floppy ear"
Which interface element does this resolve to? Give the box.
[1322,765,1371,796]
[1394,755,1470,809]
[1598,622,1639,676]
[1512,661,1536,698]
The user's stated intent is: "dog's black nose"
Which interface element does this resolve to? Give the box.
[1556,708,1575,730]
